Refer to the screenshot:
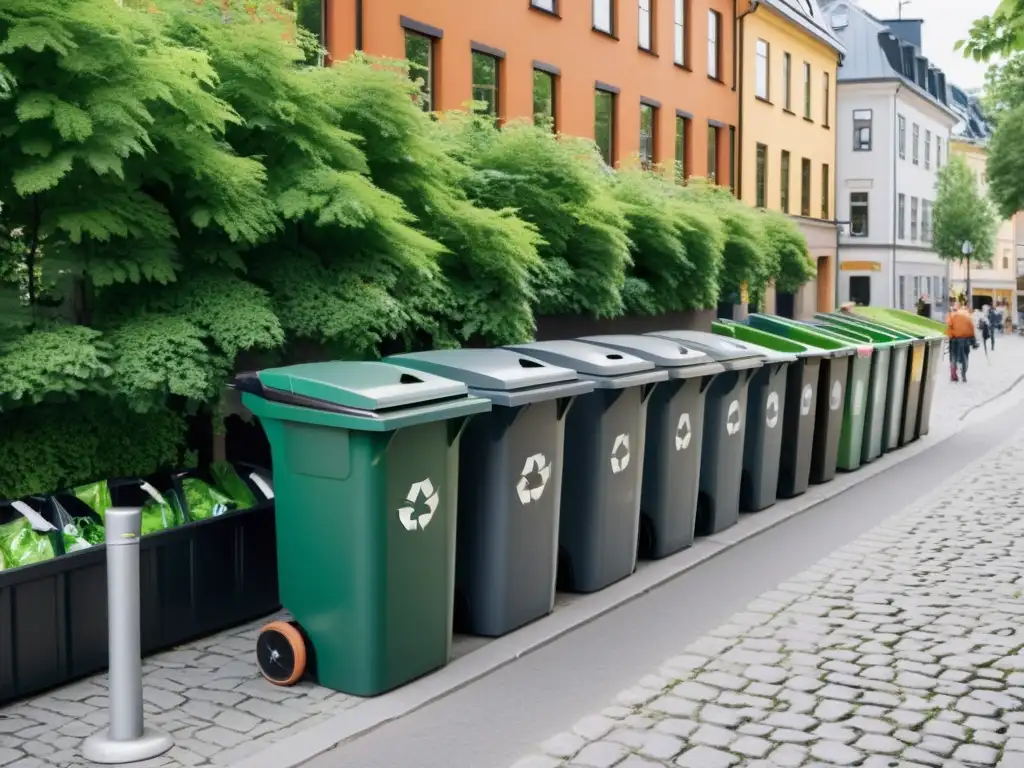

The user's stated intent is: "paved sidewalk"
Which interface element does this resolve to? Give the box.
[511,414,1024,766]
[2,337,1023,768]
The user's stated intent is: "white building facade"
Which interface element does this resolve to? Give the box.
[822,4,957,317]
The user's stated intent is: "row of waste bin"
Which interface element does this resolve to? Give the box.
[236,309,943,698]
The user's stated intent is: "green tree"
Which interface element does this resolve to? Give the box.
[931,154,998,274]
[959,0,1024,61]
[984,105,1024,220]
[983,52,1024,121]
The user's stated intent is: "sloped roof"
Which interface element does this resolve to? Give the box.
[761,0,846,55]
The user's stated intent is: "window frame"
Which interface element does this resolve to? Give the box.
[594,86,617,166]
[802,61,812,119]
[532,66,557,131]
[936,137,943,168]
[912,123,919,165]
[639,101,657,168]
[910,196,919,241]
[780,149,790,213]
[707,122,719,181]
[924,129,931,170]
[404,29,437,112]
[530,0,558,13]
[821,163,830,219]
[800,157,811,217]
[638,0,653,51]
[755,39,770,101]
[675,113,690,183]
[755,143,768,208]
[782,53,792,111]
[853,109,872,151]
[850,191,869,237]
[922,199,931,242]
[593,0,614,34]
[822,72,830,127]
[898,115,906,159]
[471,49,501,119]
[674,0,686,65]
[897,193,906,239]
[707,10,721,80]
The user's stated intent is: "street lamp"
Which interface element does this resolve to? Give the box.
[898,0,912,19]
[962,240,974,308]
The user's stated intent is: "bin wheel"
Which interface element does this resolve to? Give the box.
[256,621,307,686]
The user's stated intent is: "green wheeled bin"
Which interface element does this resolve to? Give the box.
[851,308,944,440]
[505,341,668,593]
[644,331,765,534]
[808,318,892,465]
[713,320,823,499]
[746,315,856,483]
[818,313,910,457]
[386,349,594,638]
[578,335,725,558]
[235,362,491,696]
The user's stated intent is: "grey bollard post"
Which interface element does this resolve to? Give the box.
[82,508,173,764]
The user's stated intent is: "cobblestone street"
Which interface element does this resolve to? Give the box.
[1,337,1023,768]
[511,409,1024,766]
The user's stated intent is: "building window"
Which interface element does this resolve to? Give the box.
[595,89,616,165]
[898,115,906,159]
[638,0,652,50]
[922,200,931,242]
[729,125,736,191]
[1003,249,1011,270]
[924,130,931,170]
[755,143,768,208]
[531,0,557,11]
[821,163,830,218]
[936,137,943,168]
[640,103,656,168]
[783,53,792,111]
[780,150,790,213]
[472,51,499,118]
[533,69,556,130]
[897,193,905,239]
[594,0,614,33]
[822,72,830,126]
[850,192,869,236]
[910,196,918,241]
[898,275,906,309]
[912,123,919,165]
[803,62,811,119]
[675,115,689,182]
[707,10,721,79]
[800,157,811,216]
[755,40,769,100]
[707,123,718,181]
[853,109,872,150]
[674,0,686,65]
[405,31,435,112]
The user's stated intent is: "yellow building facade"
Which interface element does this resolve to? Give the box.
[948,139,1017,313]
[738,0,843,317]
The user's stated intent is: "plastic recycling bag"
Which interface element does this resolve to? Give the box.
[180,477,236,521]
[51,497,105,553]
[138,480,184,535]
[73,481,112,521]
[210,462,257,510]
[0,503,57,569]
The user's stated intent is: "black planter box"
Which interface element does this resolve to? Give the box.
[0,469,279,706]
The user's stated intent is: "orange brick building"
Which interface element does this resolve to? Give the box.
[324,0,739,181]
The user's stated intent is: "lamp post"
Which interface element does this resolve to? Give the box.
[834,220,850,309]
[898,0,912,19]
[962,240,974,309]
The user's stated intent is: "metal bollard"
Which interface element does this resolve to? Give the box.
[82,508,173,764]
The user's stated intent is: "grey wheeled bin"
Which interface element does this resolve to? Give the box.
[646,331,764,535]
[388,349,595,637]
[579,335,725,559]
[505,340,668,593]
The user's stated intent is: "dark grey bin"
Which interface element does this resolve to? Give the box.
[646,331,765,535]
[578,335,725,559]
[505,340,668,593]
[389,349,594,637]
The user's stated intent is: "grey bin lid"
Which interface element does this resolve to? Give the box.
[255,361,469,412]
[506,340,668,389]
[646,330,766,371]
[579,334,726,378]
[387,349,579,391]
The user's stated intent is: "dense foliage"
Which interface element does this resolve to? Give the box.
[0,0,816,498]
[931,154,998,268]
[959,0,1024,61]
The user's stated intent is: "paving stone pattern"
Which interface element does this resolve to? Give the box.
[511,424,1024,767]
[1,337,1023,768]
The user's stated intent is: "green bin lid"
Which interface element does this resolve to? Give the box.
[712,320,818,359]
[505,340,668,389]
[799,322,873,358]
[644,330,768,370]
[252,361,469,412]
[816,313,909,347]
[388,349,578,391]
[746,314,854,358]
[579,335,726,379]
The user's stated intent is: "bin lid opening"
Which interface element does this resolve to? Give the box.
[644,330,766,370]
[235,361,471,414]
[579,334,722,370]
[387,348,581,392]
[505,340,657,378]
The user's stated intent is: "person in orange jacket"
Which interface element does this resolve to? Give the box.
[946,303,976,382]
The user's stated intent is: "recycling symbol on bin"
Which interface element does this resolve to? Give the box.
[852,380,865,417]
[610,433,631,474]
[800,384,814,416]
[397,478,439,531]
[765,392,780,429]
[516,453,552,505]
[726,399,743,437]
[829,380,843,411]
[675,413,692,451]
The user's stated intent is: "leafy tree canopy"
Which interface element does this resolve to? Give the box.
[983,51,1024,121]
[931,154,998,267]
[958,0,1024,61]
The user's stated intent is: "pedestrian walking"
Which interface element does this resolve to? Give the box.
[976,306,993,353]
[947,303,976,382]
[987,304,999,349]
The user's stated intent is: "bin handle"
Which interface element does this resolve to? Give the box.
[640,381,659,404]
